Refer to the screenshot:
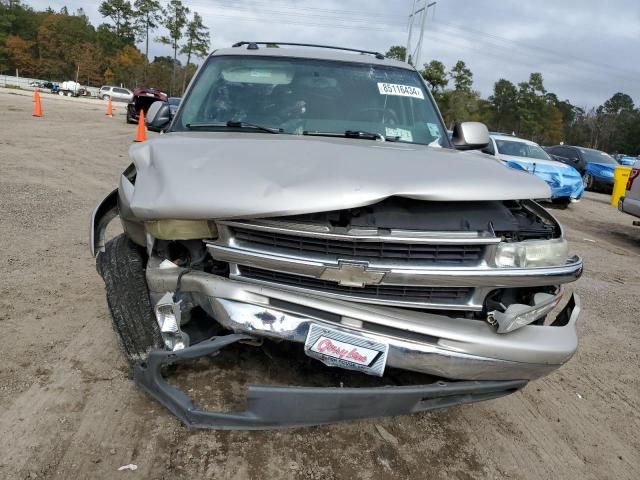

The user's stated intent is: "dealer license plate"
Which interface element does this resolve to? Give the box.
[304,324,389,377]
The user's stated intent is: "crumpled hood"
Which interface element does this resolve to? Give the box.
[128,132,551,220]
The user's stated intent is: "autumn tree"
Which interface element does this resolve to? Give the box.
[180,12,209,93]
[158,0,189,95]
[114,44,146,86]
[5,34,36,75]
[37,12,96,79]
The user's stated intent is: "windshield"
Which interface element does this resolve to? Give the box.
[173,55,448,146]
[495,139,551,160]
[579,148,618,165]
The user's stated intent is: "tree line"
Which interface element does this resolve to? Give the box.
[386,46,640,155]
[0,0,210,95]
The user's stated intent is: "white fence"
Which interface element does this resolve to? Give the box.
[0,74,100,97]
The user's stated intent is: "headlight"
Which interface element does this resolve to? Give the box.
[495,238,568,268]
[145,219,218,240]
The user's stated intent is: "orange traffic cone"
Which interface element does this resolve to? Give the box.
[106,97,113,117]
[33,90,42,118]
[135,110,147,142]
[33,87,38,101]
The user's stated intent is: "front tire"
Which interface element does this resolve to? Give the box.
[98,234,164,366]
[583,173,594,191]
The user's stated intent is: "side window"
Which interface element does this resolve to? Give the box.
[564,148,578,160]
[114,88,128,94]
[553,147,571,159]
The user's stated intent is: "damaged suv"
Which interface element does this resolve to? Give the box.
[90,42,582,429]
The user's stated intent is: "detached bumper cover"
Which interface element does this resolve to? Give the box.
[133,334,527,429]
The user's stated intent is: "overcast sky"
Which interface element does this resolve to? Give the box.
[28,0,640,107]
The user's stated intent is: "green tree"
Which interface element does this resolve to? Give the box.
[98,0,134,45]
[449,60,473,91]
[489,79,518,133]
[602,92,634,115]
[158,0,189,95]
[133,0,162,62]
[180,11,209,94]
[420,60,448,96]
[385,45,406,62]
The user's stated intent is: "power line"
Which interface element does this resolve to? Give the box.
[186,0,407,27]
[206,12,402,32]
[433,20,640,79]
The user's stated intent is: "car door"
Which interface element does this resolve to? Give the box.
[566,148,586,172]
[112,88,125,100]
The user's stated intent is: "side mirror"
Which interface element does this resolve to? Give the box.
[452,122,490,150]
[146,100,172,132]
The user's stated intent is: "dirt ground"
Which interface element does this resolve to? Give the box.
[0,88,639,480]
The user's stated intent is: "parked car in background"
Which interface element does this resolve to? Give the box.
[99,85,134,102]
[168,96,181,116]
[483,134,584,207]
[618,159,640,224]
[146,97,182,132]
[545,145,618,193]
[617,155,637,166]
[126,87,167,124]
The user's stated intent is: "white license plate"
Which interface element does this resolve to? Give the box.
[304,324,389,376]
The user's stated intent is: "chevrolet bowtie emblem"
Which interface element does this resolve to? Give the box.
[319,261,385,287]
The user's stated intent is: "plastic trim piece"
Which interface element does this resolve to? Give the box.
[90,189,119,257]
[133,333,527,430]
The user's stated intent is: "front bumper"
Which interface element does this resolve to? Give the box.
[146,257,581,382]
[133,333,527,429]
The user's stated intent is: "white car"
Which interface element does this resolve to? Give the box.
[618,159,640,224]
[483,134,584,207]
[99,85,134,102]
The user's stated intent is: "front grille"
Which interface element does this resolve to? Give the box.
[238,266,473,304]
[231,227,485,265]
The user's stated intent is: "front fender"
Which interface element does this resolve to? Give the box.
[89,189,119,257]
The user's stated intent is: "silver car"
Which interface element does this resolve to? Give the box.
[90,42,582,429]
[618,159,640,223]
[99,85,133,102]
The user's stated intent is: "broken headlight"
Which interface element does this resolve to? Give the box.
[495,238,568,268]
[145,219,218,240]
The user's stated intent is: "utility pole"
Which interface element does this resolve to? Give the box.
[405,0,418,63]
[406,0,437,66]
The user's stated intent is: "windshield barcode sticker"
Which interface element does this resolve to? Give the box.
[377,83,424,99]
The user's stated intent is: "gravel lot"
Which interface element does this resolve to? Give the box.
[0,87,639,480]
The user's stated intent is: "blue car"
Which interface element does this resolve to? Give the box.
[545,145,619,192]
[484,135,584,207]
[618,155,638,166]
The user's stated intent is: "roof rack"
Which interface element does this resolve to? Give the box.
[231,42,385,60]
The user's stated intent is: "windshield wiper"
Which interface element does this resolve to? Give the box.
[186,121,282,134]
[303,130,399,142]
